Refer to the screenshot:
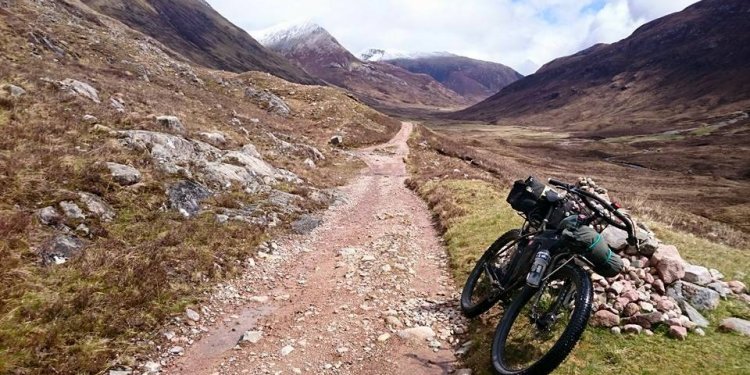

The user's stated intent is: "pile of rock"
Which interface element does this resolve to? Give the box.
[587,215,749,340]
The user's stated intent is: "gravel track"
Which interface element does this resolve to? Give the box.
[163,122,467,375]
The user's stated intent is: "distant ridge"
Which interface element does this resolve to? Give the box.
[81,0,320,84]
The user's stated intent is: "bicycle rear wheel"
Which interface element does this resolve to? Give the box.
[491,264,592,375]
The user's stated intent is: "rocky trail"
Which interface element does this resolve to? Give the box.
[161,123,469,375]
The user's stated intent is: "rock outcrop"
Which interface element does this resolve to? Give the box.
[118,130,300,192]
[60,78,100,103]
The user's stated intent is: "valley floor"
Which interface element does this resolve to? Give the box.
[162,123,469,374]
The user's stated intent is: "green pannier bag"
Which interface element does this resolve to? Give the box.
[563,223,623,278]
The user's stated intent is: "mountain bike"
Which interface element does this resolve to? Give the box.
[460,177,637,375]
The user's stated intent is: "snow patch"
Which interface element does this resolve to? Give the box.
[254,19,326,48]
[360,48,455,62]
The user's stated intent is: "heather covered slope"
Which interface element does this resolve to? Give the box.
[450,0,750,136]
[80,0,320,84]
[0,1,398,372]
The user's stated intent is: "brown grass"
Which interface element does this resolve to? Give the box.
[418,122,750,247]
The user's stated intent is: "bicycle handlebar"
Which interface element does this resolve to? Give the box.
[548,178,638,247]
[548,179,573,190]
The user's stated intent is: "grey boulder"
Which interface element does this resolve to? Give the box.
[119,130,298,191]
[601,226,628,251]
[719,317,750,336]
[39,235,85,265]
[683,264,712,286]
[245,87,291,117]
[669,280,721,311]
[199,132,227,146]
[156,116,186,134]
[78,192,116,222]
[680,301,710,328]
[167,180,212,217]
[59,201,85,220]
[106,162,142,186]
[38,206,62,225]
[4,84,26,97]
[330,135,344,146]
[291,215,323,235]
[60,79,100,103]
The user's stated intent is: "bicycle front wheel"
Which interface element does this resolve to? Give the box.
[491,263,593,375]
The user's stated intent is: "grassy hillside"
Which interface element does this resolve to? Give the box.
[0,1,399,372]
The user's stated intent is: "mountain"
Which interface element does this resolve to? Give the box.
[450,0,750,136]
[80,0,319,85]
[256,22,469,111]
[380,53,523,102]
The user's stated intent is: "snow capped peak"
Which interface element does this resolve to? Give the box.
[253,20,328,48]
[360,49,456,62]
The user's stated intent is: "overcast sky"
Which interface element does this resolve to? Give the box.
[207,0,699,75]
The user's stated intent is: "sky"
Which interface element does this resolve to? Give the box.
[207,0,699,75]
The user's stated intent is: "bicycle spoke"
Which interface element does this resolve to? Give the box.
[502,277,577,370]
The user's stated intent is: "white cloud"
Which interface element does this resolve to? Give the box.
[207,0,699,75]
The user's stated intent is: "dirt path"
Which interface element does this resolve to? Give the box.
[162,122,467,375]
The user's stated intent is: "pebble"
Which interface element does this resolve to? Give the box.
[185,308,200,322]
[398,326,436,342]
[239,330,263,344]
[623,324,642,334]
[377,333,391,342]
[249,296,269,303]
[280,345,295,356]
[668,325,688,340]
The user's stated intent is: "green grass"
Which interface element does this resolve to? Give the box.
[413,178,750,375]
[690,125,716,137]
[605,132,686,144]
[417,179,523,282]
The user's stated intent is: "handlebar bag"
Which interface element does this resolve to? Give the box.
[506,176,550,221]
[564,225,623,278]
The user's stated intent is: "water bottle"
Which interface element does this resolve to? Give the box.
[526,249,551,288]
